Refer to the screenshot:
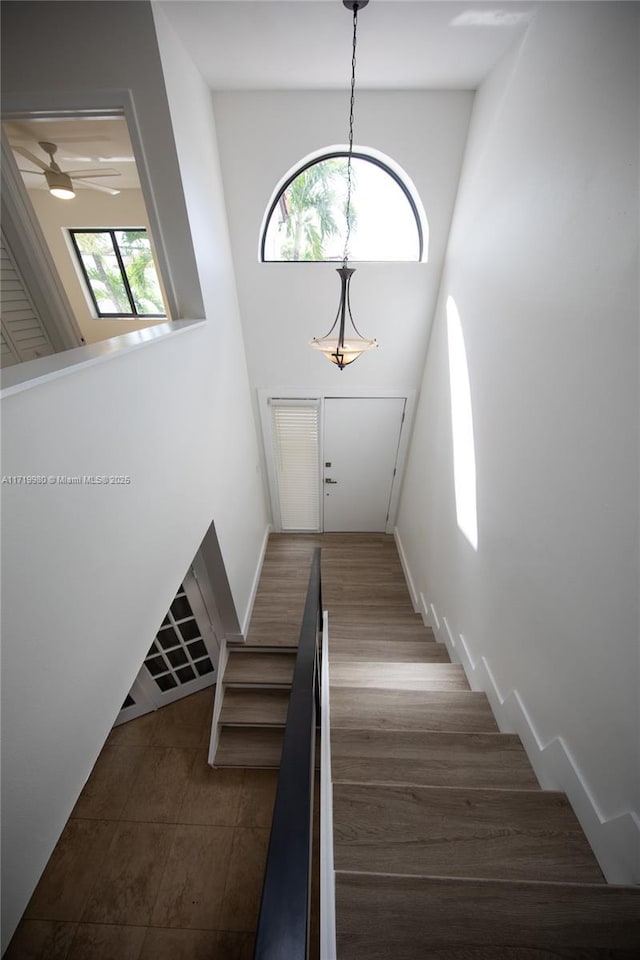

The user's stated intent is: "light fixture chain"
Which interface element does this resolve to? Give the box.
[343,3,358,267]
[310,1,377,370]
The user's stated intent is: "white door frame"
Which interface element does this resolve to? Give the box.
[258,387,416,534]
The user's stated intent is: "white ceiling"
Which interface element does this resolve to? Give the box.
[3,115,140,193]
[158,0,537,91]
[2,2,537,196]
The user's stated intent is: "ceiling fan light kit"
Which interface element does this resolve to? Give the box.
[44,167,75,200]
[310,0,378,370]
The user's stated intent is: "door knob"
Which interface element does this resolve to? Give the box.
[325,478,338,484]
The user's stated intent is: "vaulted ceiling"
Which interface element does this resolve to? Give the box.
[158,0,536,91]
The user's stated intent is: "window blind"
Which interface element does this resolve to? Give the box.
[271,401,321,531]
[1,230,54,366]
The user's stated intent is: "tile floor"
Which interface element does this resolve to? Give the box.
[6,688,277,959]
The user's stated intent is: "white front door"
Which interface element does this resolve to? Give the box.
[323,397,405,532]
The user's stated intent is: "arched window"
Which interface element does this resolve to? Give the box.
[260,148,427,263]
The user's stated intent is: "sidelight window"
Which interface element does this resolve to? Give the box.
[271,400,322,532]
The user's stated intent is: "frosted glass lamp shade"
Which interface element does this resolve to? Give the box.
[45,168,75,200]
[310,335,378,368]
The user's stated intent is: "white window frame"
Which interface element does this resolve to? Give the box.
[259,143,429,264]
[68,227,167,320]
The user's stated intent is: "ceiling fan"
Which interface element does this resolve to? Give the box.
[13,140,121,199]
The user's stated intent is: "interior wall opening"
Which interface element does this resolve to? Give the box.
[1,110,173,365]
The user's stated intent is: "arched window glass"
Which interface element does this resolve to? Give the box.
[261,150,426,263]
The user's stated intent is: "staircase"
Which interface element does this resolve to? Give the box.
[211,535,318,767]
[326,537,640,958]
[210,533,640,954]
[214,648,296,766]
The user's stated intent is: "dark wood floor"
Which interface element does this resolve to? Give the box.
[5,690,273,959]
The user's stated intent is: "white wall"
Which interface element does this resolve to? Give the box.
[396,1,639,882]
[212,90,473,394]
[150,5,269,608]
[28,188,169,344]
[1,1,268,947]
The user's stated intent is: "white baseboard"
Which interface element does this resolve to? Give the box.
[419,592,431,628]
[240,524,271,638]
[395,540,640,885]
[393,527,419,612]
[435,613,640,885]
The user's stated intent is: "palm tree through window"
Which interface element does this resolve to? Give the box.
[261,151,425,263]
[69,228,167,318]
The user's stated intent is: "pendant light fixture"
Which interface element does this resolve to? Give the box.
[310,0,378,370]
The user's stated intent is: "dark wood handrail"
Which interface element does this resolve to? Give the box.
[253,547,322,960]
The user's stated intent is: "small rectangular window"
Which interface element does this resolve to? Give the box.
[69,228,167,318]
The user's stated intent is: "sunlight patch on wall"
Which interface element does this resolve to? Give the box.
[446,295,478,551]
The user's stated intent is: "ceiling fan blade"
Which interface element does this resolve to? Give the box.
[42,134,112,144]
[77,179,121,196]
[12,145,50,171]
[67,169,121,179]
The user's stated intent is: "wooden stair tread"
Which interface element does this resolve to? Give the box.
[333,783,603,883]
[214,726,283,767]
[224,650,295,685]
[330,622,436,641]
[378,948,640,960]
[244,624,303,647]
[330,639,449,662]
[215,726,320,770]
[330,661,469,691]
[335,873,640,957]
[331,688,499,733]
[331,729,540,790]
[220,688,289,726]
